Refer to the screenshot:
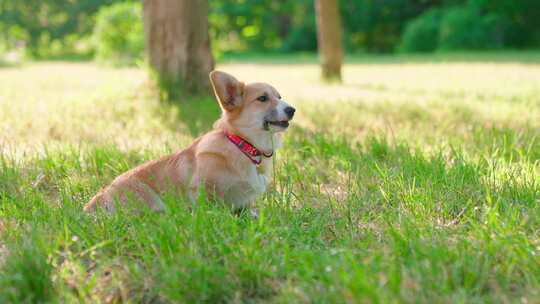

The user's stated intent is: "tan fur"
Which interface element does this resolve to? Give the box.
[84,71,294,213]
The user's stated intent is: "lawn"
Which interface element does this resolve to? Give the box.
[0,53,539,303]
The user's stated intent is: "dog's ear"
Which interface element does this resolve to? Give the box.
[209,71,245,111]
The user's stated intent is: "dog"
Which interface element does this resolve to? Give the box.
[83,71,295,214]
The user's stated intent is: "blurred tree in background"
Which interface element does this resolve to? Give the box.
[143,0,214,98]
[315,0,343,81]
[1,0,539,61]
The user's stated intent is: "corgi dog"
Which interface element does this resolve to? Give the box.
[83,71,295,213]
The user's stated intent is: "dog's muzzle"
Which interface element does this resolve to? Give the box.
[264,104,295,131]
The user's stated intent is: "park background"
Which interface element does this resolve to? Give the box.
[1,0,539,303]
[2,0,540,61]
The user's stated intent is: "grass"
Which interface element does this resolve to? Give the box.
[1,52,539,303]
[220,50,540,64]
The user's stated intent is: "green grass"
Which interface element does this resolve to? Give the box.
[1,52,539,303]
[220,50,540,64]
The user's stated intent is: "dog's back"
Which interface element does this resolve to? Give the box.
[83,150,195,213]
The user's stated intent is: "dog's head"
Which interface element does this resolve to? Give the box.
[209,71,295,133]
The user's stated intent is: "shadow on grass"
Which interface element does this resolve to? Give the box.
[0,59,22,68]
[160,95,221,137]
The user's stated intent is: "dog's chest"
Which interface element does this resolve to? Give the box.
[227,163,270,208]
[249,169,269,194]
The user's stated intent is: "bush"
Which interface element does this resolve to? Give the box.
[438,7,503,50]
[399,6,505,53]
[280,17,318,52]
[398,9,442,53]
[93,2,144,66]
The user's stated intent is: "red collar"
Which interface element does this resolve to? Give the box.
[224,131,273,165]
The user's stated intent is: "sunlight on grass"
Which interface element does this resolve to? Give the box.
[0,55,539,302]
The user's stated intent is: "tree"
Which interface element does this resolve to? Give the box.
[314,0,342,82]
[143,0,214,99]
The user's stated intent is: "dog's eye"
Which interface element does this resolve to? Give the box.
[257,95,268,102]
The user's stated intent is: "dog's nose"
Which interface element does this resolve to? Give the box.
[284,106,296,118]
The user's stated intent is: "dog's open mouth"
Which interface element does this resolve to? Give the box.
[264,120,289,130]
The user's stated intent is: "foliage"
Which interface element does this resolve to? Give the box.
[399,9,443,53]
[477,0,540,47]
[340,0,441,53]
[209,0,317,53]
[93,2,144,65]
[1,0,540,59]
[0,0,123,58]
[438,7,503,50]
[399,4,505,53]
[1,55,539,301]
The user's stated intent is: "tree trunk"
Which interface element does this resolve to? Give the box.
[315,0,342,82]
[143,0,214,99]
